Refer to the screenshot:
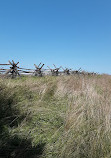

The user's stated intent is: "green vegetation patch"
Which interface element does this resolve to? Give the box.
[0,75,111,158]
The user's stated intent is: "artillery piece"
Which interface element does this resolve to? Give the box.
[5,60,20,78]
[47,64,61,76]
[34,63,44,77]
[61,66,71,75]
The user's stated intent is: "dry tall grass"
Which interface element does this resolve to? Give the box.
[53,75,111,158]
[0,75,111,158]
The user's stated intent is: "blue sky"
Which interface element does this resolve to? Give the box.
[0,0,111,73]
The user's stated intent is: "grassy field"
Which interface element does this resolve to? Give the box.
[0,75,111,158]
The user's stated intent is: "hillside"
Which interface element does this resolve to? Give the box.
[0,75,111,158]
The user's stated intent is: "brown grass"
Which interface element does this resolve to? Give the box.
[0,74,111,158]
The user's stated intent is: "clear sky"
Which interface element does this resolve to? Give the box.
[0,0,111,74]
